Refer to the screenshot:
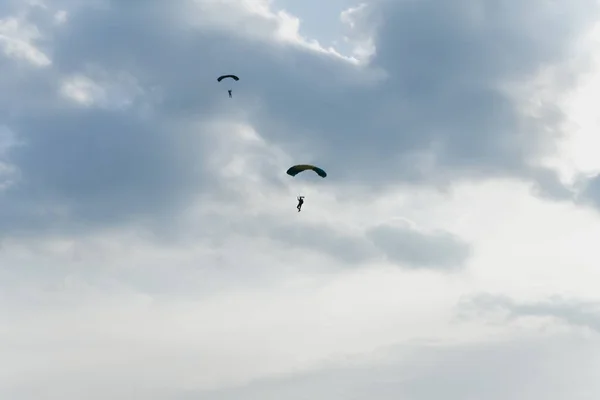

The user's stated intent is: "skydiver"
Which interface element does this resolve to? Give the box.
[228,90,232,98]
[297,196,304,212]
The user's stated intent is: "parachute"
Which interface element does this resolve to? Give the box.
[217,75,239,82]
[218,75,239,97]
[286,164,327,178]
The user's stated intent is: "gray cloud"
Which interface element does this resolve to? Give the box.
[182,211,377,266]
[577,174,600,211]
[0,108,214,236]
[0,0,594,236]
[193,212,470,269]
[248,0,598,186]
[266,221,376,265]
[460,293,600,333]
[367,222,470,269]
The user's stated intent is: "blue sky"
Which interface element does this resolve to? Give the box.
[2,0,600,398]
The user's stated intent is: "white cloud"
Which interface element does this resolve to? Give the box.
[540,22,600,184]
[53,10,67,25]
[59,74,104,105]
[59,70,142,108]
[184,0,359,62]
[0,16,50,66]
[340,3,377,63]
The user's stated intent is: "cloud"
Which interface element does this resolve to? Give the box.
[193,334,600,400]
[258,218,377,265]
[367,220,470,269]
[177,209,469,270]
[577,173,600,209]
[0,15,51,66]
[0,0,596,237]
[246,0,599,188]
[1,0,600,398]
[460,293,600,333]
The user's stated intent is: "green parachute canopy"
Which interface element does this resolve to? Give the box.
[217,74,239,82]
[286,164,327,178]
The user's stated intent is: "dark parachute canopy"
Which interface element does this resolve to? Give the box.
[217,74,240,82]
[286,164,327,178]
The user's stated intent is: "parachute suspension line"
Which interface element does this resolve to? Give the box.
[218,75,239,97]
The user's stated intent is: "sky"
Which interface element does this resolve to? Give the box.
[2,0,600,398]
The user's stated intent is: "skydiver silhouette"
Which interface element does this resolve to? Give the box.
[228,90,232,98]
[297,196,304,212]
